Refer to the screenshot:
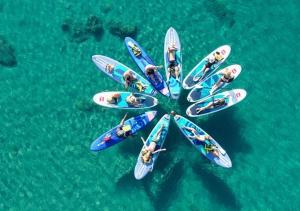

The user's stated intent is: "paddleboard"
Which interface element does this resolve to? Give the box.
[187,65,241,102]
[173,115,232,168]
[92,55,156,95]
[182,45,231,90]
[90,111,157,151]
[164,27,183,99]
[93,92,158,109]
[186,89,247,117]
[134,114,170,179]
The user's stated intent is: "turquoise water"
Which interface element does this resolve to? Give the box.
[1,0,299,210]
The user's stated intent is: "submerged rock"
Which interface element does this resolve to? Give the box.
[85,15,104,40]
[108,20,137,38]
[100,3,112,14]
[75,98,96,112]
[61,15,104,43]
[0,36,17,67]
[205,0,235,27]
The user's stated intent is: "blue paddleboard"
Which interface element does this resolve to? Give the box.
[90,111,157,151]
[124,37,170,97]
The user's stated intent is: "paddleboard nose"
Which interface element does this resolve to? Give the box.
[90,138,105,151]
[145,111,157,121]
[92,55,99,62]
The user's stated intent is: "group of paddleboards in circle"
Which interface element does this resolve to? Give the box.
[90,27,247,179]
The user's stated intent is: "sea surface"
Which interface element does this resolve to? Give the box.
[0,0,299,210]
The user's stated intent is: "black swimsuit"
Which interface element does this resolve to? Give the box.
[221,75,233,83]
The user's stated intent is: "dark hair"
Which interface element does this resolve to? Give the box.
[215,51,220,55]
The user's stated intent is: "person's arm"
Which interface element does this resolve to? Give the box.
[119,113,128,126]
[152,148,166,154]
[140,137,146,146]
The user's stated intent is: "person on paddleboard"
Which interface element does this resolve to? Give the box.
[210,68,234,94]
[166,44,181,83]
[196,98,227,114]
[106,93,121,104]
[145,64,163,84]
[101,113,132,142]
[127,41,142,57]
[126,93,146,107]
[194,51,224,82]
[140,124,166,164]
[116,113,132,138]
[183,126,219,157]
[105,64,115,73]
[123,70,147,92]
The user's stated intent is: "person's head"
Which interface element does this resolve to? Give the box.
[142,150,152,163]
[215,51,220,55]
[224,68,232,77]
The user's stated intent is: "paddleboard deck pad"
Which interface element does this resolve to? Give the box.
[125,37,170,97]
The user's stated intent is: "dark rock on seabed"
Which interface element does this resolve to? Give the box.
[108,20,137,38]
[0,36,17,67]
[61,15,104,43]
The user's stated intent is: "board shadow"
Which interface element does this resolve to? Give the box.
[139,159,185,211]
[200,108,251,161]
[192,163,240,210]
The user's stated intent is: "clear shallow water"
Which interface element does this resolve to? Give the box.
[0,0,299,210]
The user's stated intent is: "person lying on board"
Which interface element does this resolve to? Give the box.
[167,62,180,83]
[194,51,224,82]
[166,44,181,83]
[196,98,227,114]
[102,113,132,142]
[116,113,132,138]
[127,41,142,57]
[145,64,163,84]
[140,124,166,164]
[126,93,146,107]
[183,126,219,157]
[210,68,234,94]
